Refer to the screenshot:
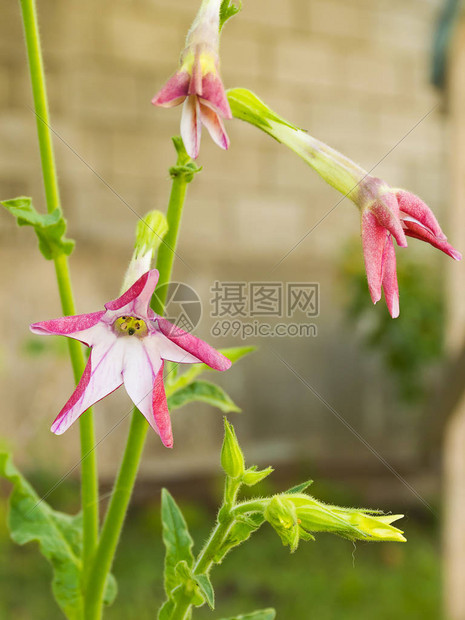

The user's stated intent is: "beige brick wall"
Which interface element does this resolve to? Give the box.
[0,0,453,487]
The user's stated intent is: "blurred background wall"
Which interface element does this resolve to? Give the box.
[0,0,457,507]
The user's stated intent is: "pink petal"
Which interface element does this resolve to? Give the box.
[152,361,173,448]
[201,72,232,119]
[396,190,445,240]
[380,235,400,318]
[30,311,105,346]
[199,101,230,150]
[157,317,231,371]
[152,72,190,108]
[370,195,407,248]
[121,338,164,437]
[51,336,124,434]
[152,331,202,364]
[403,223,462,260]
[361,210,388,304]
[181,95,201,159]
[105,270,159,318]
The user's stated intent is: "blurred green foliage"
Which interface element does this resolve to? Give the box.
[340,241,445,404]
[0,475,440,619]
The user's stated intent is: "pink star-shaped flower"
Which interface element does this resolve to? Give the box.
[30,270,231,448]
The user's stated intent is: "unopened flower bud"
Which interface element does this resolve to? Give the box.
[221,418,245,479]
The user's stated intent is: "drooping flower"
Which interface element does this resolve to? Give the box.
[30,270,231,448]
[359,178,461,318]
[227,88,462,317]
[152,0,231,159]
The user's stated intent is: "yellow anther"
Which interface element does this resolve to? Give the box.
[113,316,148,338]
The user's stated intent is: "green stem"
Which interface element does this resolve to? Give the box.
[84,143,193,620]
[170,478,242,620]
[19,0,98,568]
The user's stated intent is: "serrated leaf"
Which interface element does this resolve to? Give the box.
[0,452,83,618]
[167,380,241,413]
[286,480,313,494]
[1,196,74,260]
[194,573,215,609]
[161,489,194,597]
[219,0,241,30]
[218,609,276,620]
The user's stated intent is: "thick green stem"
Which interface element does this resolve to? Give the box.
[84,144,192,619]
[19,0,98,568]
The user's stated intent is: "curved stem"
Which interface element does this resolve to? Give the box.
[84,144,192,619]
[170,478,242,620]
[19,0,98,568]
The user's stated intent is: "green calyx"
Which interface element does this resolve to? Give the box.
[169,136,202,183]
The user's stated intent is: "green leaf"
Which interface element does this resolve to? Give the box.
[165,346,255,392]
[218,609,276,620]
[193,573,215,610]
[218,346,256,365]
[1,196,74,260]
[161,489,194,597]
[0,452,83,618]
[167,380,241,413]
[219,0,241,30]
[158,598,175,620]
[286,480,313,494]
[214,513,265,564]
[103,573,118,607]
[0,453,117,617]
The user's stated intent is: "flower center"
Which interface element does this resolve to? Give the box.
[113,316,148,338]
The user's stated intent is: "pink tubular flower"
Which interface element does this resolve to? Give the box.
[152,0,231,159]
[30,270,231,448]
[359,177,461,318]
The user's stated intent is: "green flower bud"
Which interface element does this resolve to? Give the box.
[285,494,406,543]
[264,496,300,552]
[122,210,169,291]
[242,465,274,487]
[221,418,245,479]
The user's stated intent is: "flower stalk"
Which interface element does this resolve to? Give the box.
[83,138,199,619]
[18,0,99,570]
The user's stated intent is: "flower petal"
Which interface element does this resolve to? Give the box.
[152,71,190,108]
[403,221,462,260]
[396,190,445,240]
[370,195,407,248]
[361,210,388,305]
[51,336,124,434]
[201,72,232,119]
[121,338,173,447]
[30,311,105,346]
[104,270,159,319]
[157,317,231,371]
[181,95,201,159]
[152,362,173,448]
[199,101,230,151]
[380,235,399,318]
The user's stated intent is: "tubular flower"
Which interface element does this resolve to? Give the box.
[226,89,462,317]
[152,0,231,159]
[359,177,461,318]
[30,270,231,448]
